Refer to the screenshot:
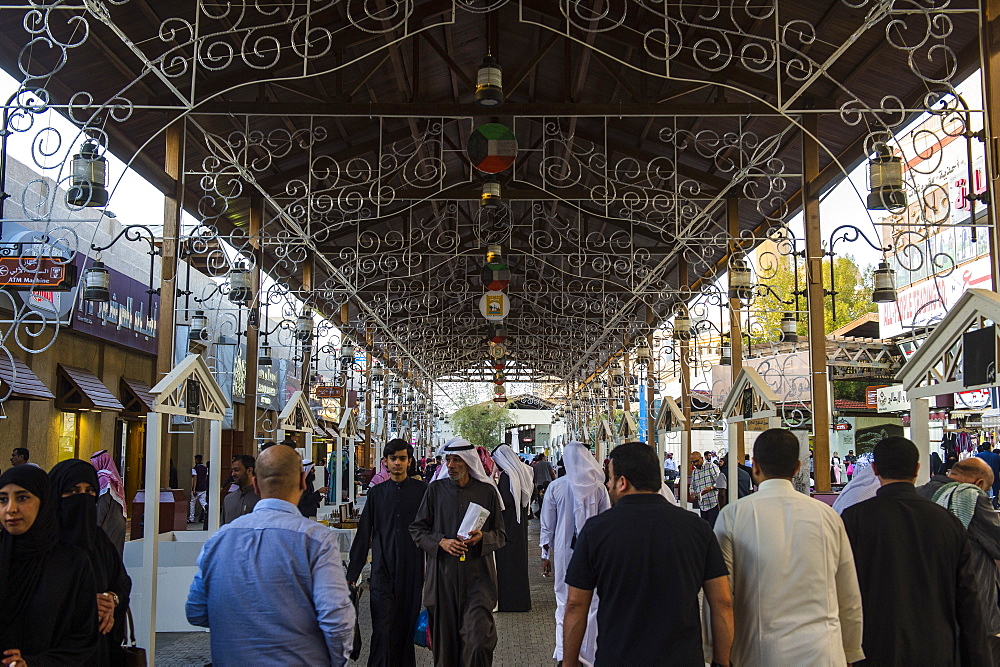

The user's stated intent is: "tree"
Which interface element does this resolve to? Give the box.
[450,403,512,450]
[749,253,876,344]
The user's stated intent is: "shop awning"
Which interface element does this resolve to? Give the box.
[120,377,155,416]
[0,354,54,401]
[983,408,1000,427]
[56,364,124,411]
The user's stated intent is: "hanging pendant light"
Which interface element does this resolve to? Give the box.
[295,307,314,342]
[780,313,799,343]
[635,342,651,367]
[66,138,109,208]
[341,341,356,364]
[258,344,273,367]
[719,334,732,366]
[481,179,501,208]
[82,259,110,303]
[474,55,503,107]
[866,142,907,210]
[729,256,753,300]
[228,261,253,305]
[673,312,691,341]
[189,310,208,342]
[872,261,898,303]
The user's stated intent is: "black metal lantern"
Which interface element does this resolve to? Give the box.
[729,256,753,300]
[229,261,253,305]
[474,56,503,107]
[780,312,799,343]
[719,334,732,366]
[481,179,501,208]
[872,261,898,303]
[866,143,907,210]
[189,310,208,342]
[295,308,314,342]
[185,376,202,416]
[66,139,109,208]
[82,260,110,303]
[258,344,273,367]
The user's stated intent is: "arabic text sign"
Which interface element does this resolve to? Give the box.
[0,256,75,289]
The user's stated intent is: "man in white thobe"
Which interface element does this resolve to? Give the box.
[539,441,610,667]
[714,428,864,666]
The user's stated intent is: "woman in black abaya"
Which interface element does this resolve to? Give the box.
[49,459,132,667]
[0,465,97,666]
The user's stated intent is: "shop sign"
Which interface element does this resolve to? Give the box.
[866,385,887,409]
[0,255,76,290]
[315,385,343,399]
[877,385,910,413]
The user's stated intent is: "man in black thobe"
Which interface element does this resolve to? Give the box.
[410,438,506,666]
[492,444,532,612]
[842,436,989,665]
[348,439,427,666]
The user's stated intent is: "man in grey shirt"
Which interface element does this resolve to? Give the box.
[531,453,556,510]
[221,454,260,525]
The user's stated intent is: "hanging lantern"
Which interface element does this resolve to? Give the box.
[610,362,624,386]
[673,313,691,341]
[719,334,732,366]
[486,245,502,263]
[635,342,651,366]
[258,344,273,367]
[872,261,898,303]
[488,322,508,344]
[66,139,109,208]
[729,256,753,300]
[866,142,907,210]
[341,341,356,363]
[82,260,110,303]
[780,313,799,343]
[474,55,503,107]
[228,261,253,305]
[481,179,501,208]
[295,308,314,342]
[189,310,208,342]
[581,387,591,400]
[370,366,384,383]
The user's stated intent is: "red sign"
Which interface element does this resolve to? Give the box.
[866,385,887,409]
[315,385,343,399]
[0,256,76,290]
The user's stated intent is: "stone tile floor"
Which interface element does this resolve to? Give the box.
[155,519,557,666]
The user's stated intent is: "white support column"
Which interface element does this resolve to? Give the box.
[141,411,162,658]
[208,419,222,534]
[335,437,344,508]
[912,398,931,484]
[276,428,285,443]
[679,428,691,511]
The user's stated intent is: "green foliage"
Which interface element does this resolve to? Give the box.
[833,380,871,402]
[450,403,512,450]
[750,253,876,344]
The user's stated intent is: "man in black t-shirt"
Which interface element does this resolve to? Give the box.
[563,442,733,666]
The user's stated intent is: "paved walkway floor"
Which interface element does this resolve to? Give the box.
[155,518,557,666]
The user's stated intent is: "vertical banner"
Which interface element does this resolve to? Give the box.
[638,387,648,444]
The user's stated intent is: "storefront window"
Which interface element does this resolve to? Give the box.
[58,411,78,460]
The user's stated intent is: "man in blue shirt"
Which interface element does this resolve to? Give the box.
[186,445,355,666]
[976,444,1000,508]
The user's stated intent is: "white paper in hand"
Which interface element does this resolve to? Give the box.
[457,502,490,540]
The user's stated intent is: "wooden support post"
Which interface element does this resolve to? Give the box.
[678,256,692,509]
[727,198,746,463]
[155,122,183,485]
[242,197,261,452]
[803,116,832,492]
[982,0,1000,289]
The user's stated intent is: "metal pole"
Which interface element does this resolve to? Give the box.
[242,198,261,452]
[981,0,1000,289]
[727,198,746,462]
[140,411,162,657]
[679,256,693,509]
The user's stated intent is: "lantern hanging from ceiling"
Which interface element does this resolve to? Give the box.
[229,261,253,305]
[780,313,799,343]
[872,261,898,303]
[82,259,110,303]
[66,138,109,208]
[475,55,504,107]
[729,256,753,300]
[866,142,907,210]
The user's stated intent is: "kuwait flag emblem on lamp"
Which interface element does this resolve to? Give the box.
[467,123,518,173]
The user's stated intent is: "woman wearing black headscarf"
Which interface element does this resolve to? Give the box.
[0,464,97,666]
[49,459,132,666]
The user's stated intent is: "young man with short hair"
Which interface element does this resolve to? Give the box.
[189,454,208,523]
[714,428,863,665]
[563,442,733,666]
[347,439,428,666]
[221,454,259,525]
